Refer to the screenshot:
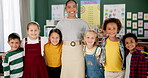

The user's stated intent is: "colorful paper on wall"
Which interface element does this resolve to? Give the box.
[52,4,65,20]
[127,12,132,19]
[103,4,125,35]
[127,20,131,27]
[126,29,131,33]
[144,13,148,20]
[138,12,143,19]
[138,20,143,27]
[132,22,137,29]
[133,14,137,20]
[144,22,148,29]
[81,0,100,28]
[132,31,137,36]
[144,31,148,37]
[138,28,143,35]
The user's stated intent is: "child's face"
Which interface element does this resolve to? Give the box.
[8,39,20,51]
[84,32,97,46]
[105,22,119,38]
[49,32,60,46]
[27,24,40,40]
[125,37,137,51]
[65,1,77,18]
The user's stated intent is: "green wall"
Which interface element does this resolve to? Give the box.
[34,0,49,36]
[34,0,148,36]
[34,0,81,36]
[100,0,148,37]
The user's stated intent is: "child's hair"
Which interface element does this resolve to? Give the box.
[84,29,99,46]
[65,0,77,7]
[48,28,62,43]
[8,33,20,42]
[122,33,138,46]
[102,18,122,33]
[27,22,40,30]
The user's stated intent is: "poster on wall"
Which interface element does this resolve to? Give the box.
[127,20,131,27]
[127,12,132,19]
[138,12,143,19]
[103,4,125,35]
[132,22,137,29]
[144,31,148,37]
[144,22,148,29]
[126,29,131,33]
[138,20,143,27]
[138,28,143,35]
[81,0,100,28]
[132,14,137,20]
[52,4,65,20]
[132,31,137,36]
[144,13,148,20]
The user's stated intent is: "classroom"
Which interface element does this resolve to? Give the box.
[0,0,148,78]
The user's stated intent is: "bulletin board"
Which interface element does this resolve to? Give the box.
[100,0,148,37]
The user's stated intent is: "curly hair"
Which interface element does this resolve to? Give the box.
[102,18,122,33]
[122,33,138,46]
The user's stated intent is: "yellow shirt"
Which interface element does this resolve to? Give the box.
[44,42,62,67]
[105,38,122,72]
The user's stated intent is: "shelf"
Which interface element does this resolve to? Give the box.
[138,42,148,44]
[137,37,148,39]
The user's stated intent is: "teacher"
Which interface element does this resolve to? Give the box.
[56,0,90,78]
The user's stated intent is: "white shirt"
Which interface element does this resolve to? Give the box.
[56,18,90,41]
[125,52,132,78]
[21,37,48,56]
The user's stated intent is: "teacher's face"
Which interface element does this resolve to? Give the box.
[65,1,77,18]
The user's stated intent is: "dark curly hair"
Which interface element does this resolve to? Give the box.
[122,33,138,46]
[102,18,122,33]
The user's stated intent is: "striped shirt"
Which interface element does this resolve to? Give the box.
[2,48,24,78]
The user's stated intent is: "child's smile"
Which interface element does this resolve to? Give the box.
[125,37,137,52]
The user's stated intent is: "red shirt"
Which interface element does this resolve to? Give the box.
[126,50,147,78]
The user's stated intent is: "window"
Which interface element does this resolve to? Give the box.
[0,0,22,52]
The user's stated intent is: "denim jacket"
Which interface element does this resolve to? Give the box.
[99,37,126,70]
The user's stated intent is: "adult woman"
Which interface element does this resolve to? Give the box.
[56,0,89,78]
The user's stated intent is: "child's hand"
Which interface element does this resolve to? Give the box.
[2,52,6,61]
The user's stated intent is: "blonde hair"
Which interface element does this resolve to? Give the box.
[83,29,99,46]
[27,22,40,30]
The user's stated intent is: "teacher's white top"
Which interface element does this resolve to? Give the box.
[56,18,90,41]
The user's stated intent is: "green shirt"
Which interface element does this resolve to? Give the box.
[2,48,24,78]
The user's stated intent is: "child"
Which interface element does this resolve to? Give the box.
[22,22,49,78]
[100,18,125,78]
[44,28,62,78]
[122,33,147,78]
[83,29,104,78]
[2,33,24,78]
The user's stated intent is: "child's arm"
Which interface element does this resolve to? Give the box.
[137,55,147,77]
[96,47,101,61]
[2,56,10,78]
[96,47,101,57]
[1,52,6,61]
